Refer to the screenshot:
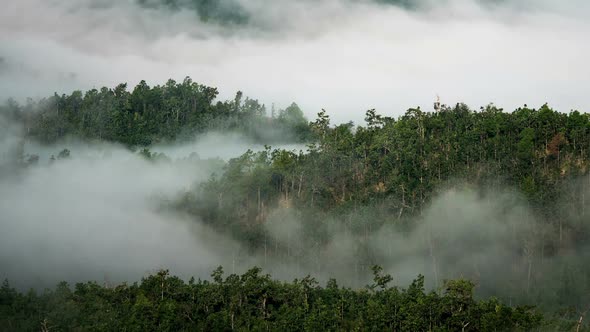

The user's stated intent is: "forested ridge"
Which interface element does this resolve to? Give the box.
[0,77,311,147]
[172,101,590,326]
[0,267,547,331]
[1,78,590,331]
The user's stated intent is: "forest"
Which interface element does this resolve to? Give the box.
[1,78,590,331]
[0,77,310,148]
[0,267,545,331]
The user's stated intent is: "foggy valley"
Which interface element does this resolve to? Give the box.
[1,0,590,331]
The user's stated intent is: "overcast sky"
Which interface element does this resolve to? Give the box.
[1,0,589,123]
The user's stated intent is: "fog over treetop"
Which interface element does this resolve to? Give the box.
[1,0,588,123]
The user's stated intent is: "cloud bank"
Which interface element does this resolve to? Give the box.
[1,0,589,123]
[1,2,589,305]
[1,123,588,306]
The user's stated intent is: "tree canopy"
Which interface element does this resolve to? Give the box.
[2,79,590,331]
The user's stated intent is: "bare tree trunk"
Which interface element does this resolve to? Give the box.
[524,241,533,295]
[264,233,267,267]
[527,260,532,294]
[462,322,470,332]
[559,218,563,248]
[583,191,586,217]
[41,318,51,332]
[428,232,439,290]
[257,187,261,215]
[298,172,303,198]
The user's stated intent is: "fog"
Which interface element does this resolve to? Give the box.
[0,1,589,305]
[149,131,305,160]
[0,107,311,288]
[254,181,590,307]
[1,116,588,307]
[1,0,589,123]
[1,140,221,288]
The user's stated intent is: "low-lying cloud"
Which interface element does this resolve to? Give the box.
[1,126,588,309]
[1,0,589,123]
[1,1,589,308]
[0,143,226,289]
[0,120,301,289]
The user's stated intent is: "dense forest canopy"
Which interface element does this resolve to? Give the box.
[174,100,590,312]
[1,77,590,330]
[0,78,311,147]
[0,267,547,331]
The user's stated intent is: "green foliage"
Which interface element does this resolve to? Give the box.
[4,80,590,330]
[195,102,590,228]
[0,78,311,148]
[178,102,590,317]
[0,268,550,331]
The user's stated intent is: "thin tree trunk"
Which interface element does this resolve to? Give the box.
[257,187,261,215]
[527,260,532,295]
[428,232,439,290]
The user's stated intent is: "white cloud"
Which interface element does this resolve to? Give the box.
[1,0,589,123]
